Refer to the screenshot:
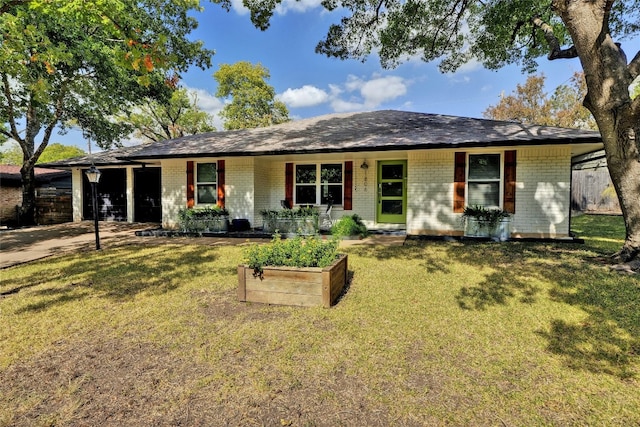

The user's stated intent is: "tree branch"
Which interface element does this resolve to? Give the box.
[0,127,12,139]
[2,73,22,142]
[0,0,27,15]
[33,82,67,164]
[531,16,578,60]
[629,50,640,80]
[365,0,386,27]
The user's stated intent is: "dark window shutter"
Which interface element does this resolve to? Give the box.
[285,163,293,207]
[217,160,225,208]
[453,152,466,213]
[503,150,516,213]
[344,161,353,210]
[186,161,195,208]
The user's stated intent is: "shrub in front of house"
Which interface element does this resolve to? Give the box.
[461,205,511,240]
[259,206,319,236]
[178,206,229,234]
[330,214,369,239]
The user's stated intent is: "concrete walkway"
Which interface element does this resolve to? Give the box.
[0,222,156,269]
[0,222,406,269]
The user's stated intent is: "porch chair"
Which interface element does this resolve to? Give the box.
[280,199,292,209]
[318,202,334,231]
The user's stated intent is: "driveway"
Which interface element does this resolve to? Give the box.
[0,222,160,269]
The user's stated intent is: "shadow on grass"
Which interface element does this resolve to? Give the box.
[349,238,639,379]
[2,244,222,314]
[538,272,640,379]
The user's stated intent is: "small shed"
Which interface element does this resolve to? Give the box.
[0,165,72,226]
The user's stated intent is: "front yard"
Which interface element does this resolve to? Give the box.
[1,215,638,426]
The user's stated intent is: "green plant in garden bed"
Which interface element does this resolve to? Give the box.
[259,206,319,235]
[259,206,319,220]
[331,214,369,238]
[460,205,511,227]
[244,233,339,278]
[178,206,229,233]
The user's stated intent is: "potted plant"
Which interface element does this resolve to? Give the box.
[461,205,511,240]
[330,214,369,239]
[259,206,319,236]
[238,234,348,308]
[178,206,230,234]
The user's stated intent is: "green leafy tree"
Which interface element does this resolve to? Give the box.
[484,74,554,126]
[1,142,86,165]
[632,78,640,99]
[223,0,640,266]
[124,87,216,142]
[484,72,597,130]
[0,143,21,165]
[37,143,86,164]
[0,0,213,224]
[213,61,290,130]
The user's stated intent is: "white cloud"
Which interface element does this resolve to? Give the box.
[454,58,482,74]
[188,87,224,115]
[224,0,322,16]
[275,0,323,14]
[184,86,225,130]
[344,74,364,92]
[360,75,407,107]
[330,98,366,113]
[278,74,409,113]
[448,75,471,85]
[278,85,329,107]
[328,84,343,97]
[226,0,249,15]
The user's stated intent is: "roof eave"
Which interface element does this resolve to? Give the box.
[122,137,603,161]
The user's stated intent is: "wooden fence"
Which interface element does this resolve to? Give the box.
[571,169,621,214]
[34,187,72,225]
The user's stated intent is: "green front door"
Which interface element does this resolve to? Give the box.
[376,160,407,224]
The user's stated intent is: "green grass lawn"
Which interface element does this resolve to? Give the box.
[1,215,638,426]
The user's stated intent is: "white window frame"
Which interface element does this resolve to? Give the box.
[294,163,344,206]
[466,152,504,209]
[195,162,218,205]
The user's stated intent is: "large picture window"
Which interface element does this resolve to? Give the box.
[467,154,501,208]
[295,163,343,205]
[196,162,217,204]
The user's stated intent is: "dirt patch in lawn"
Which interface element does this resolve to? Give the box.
[1,292,399,427]
[0,333,397,426]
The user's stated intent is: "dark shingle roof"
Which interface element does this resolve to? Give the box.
[125,110,602,160]
[39,145,143,168]
[0,165,70,184]
[39,110,603,167]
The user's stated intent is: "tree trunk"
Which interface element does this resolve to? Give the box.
[554,1,640,265]
[599,117,640,262]
[19,164,36,225]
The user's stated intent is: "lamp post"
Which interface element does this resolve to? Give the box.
[85,165,102,250]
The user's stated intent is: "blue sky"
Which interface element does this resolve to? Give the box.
[6,0,639,151]
[179,0,639,132]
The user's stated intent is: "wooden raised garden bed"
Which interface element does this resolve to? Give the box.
[237,254,348,308]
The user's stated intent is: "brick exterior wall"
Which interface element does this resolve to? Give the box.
[407,151,457,235]
[161,159,186,228]
[225,157,255,226]
[62,146,575,238]
[512,146,572,238]
[405,147,573,238]
[0,186,21,224]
